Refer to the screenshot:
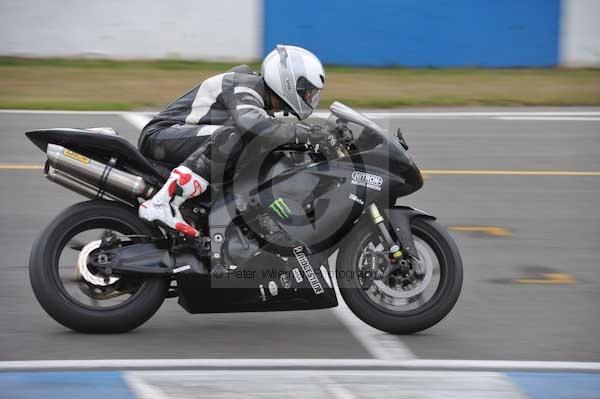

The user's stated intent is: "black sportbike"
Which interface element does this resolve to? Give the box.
[27,102,462,334]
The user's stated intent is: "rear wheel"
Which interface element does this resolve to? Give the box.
[29,200,169,333]
[337,217,462,334]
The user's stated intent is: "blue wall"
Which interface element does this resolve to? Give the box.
[263,0,561,67]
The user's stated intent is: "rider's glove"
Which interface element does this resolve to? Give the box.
[295,124,337,152]
[309,125,338,153]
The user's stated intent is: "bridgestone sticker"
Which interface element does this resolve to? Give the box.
[351,171,383,191]
[293,246,324,295]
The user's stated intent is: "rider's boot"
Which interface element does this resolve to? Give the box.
[139,165,209,237]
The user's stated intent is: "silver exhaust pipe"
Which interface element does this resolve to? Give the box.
[46,167,123,202]
[45,144,156,202]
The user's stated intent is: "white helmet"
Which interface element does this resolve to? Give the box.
[261,45,325,120]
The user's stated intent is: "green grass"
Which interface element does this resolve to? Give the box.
[0,57,263,72]
[0,100,142,111]
[1,57,599,110]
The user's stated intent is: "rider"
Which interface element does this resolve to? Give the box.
[138,45,333,237]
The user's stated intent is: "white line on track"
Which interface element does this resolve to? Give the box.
[117,111,600,134]
[123,373,170,399]
[0,163,44,170]
[1,359,599,372]
[496,116,600,121]
[0,109,132,115]
[328,253,416,360]
[311,111,600,119]
[2,109,600,121]
[121,112,152,130]
[422,169,600,176]
[319,375,357,399]
[129,370,529,399]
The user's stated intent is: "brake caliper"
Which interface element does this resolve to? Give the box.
[360,248,389,290]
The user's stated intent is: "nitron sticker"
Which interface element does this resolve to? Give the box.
[351,171,383,191]
[348,193,365,205]
[292,268,303,283]
[293,246,324,295]
[269,198,291,219]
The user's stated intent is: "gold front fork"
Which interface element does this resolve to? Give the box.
[367,204,402,258]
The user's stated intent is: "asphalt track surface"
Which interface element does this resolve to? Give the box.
[0,108,599,366]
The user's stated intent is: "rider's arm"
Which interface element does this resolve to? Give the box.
[224,81,308,146]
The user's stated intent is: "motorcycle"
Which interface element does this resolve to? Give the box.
[26,102,462,334]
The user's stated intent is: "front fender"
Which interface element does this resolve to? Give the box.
[384,206,436,259]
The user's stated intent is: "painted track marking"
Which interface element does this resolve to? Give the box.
[513,273,577,285]
[129,370,530,399]
[120,112,152,131]
[449,225,512,237]
[3,163,600,177]
[5,369,596,399]
[2,108,600,121]
[123,373,169,399]
[496,116,600,121]
[319,375,357,399]
[1,359,599,372]
[422,169,600,176]
[312,112,600,120]
[0,163,44,170]
[328,253,416,359]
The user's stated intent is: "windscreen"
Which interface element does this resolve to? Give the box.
[329,101,387,135]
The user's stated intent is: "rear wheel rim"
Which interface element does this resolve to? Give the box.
[53,217,152,311]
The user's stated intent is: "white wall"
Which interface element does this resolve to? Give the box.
[0,0,261,60]
[560,0,600,66]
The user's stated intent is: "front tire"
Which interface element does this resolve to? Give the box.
[29,200,169,333]
[337,217,463,334]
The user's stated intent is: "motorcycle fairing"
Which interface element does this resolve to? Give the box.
[176,243,337,314]
[248,152,419,254]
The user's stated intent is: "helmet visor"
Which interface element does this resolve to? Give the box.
[296,76,322,110]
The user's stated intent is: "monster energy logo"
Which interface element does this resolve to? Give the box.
[269,198,291,219]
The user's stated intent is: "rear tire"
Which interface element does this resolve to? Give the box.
[29,200,169,333]
[337,217,462,334]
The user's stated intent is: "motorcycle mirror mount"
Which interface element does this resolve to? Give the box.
[397,128,409,150]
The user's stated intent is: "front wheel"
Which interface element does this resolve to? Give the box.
[29,200,169,333]
[337,217,463,334]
